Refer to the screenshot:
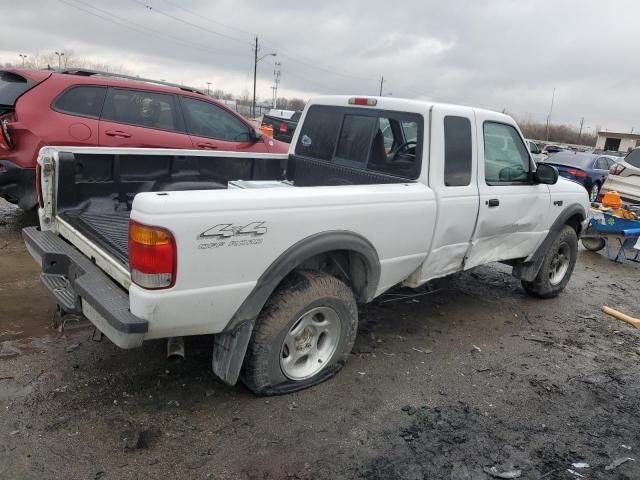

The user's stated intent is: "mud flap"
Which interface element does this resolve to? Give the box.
[211,320,255,385]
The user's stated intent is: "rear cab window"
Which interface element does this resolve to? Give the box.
[295,105,423,179]
[444,116,472,186]
[53,86,107,118]
[101,88,179,131]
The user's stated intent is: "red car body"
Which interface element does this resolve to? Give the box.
[0,69,288,209]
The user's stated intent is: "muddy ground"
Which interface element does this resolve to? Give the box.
[1,198,639,480]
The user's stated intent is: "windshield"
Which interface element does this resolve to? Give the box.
[625,149,640,168]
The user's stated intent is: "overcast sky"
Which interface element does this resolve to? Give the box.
[1,0,638,131]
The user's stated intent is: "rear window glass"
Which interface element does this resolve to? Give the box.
[444,116,472,186]
[295,106,342,160]
[0,71,36,106]
[53,86,107,118]
[102,88,178,131]
[335,115,376,166]
[625,149,640,168]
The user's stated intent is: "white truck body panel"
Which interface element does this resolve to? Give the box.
[129,182,435,338]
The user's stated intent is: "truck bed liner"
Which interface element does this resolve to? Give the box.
[60,210,130,267]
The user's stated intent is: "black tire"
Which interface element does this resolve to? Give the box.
[241,271,358,395]
[581,237,606,252]
[522,225,578,298]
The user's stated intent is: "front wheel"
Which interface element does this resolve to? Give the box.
[241,271,358,395]
[522,225,578,298]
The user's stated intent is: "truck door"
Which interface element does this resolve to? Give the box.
[465,111,551,268]
[419,106,480,280]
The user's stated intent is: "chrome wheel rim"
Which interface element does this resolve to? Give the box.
[549,242,571,285]
[589,185,599,202]
[280,306,341,381]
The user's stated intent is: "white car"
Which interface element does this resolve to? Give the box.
[527,139,547,163]
[23,95,589,394]
[602,149,640,203]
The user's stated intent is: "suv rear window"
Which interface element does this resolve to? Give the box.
[53,86,107,118]
[102,88,178,131]
[296,105,423,179]
[625,149,640,168]
[0,71,37,107]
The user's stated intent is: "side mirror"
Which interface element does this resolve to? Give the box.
[534,163,558,185]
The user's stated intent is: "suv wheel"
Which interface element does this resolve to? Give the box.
[241,271,358,395]
[522,225,578,298]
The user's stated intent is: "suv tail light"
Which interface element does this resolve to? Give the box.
[129,220,176,289]
[279,123,288,134]
[0,119,12,151]
[610,164,626,175]
[566,168,587,179]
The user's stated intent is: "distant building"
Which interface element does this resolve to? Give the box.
[595,130,640,152]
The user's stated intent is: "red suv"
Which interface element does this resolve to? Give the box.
[0,69,288,209]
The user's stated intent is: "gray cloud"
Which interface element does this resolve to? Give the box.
[1,0,638,131]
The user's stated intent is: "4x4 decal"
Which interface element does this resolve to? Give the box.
[199,221,267,239]
[198,222,267,249]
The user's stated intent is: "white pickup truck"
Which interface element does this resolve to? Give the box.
[23,96,589,394]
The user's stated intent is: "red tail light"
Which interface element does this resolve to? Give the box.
[610,164,626,175]
[0,119,12,151]
[566,168,587,179]
[35,163,43,208]
[129,220,176,289]
[279,123,288,133]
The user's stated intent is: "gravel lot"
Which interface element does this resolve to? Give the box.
[1,199,639,480]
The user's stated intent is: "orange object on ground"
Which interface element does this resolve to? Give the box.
[260,124,274,138]
[602,191,623,209]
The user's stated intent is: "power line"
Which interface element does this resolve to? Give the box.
[129,0,254,47]
[58,0,247,58]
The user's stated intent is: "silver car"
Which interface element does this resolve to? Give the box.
[602,148,640,203]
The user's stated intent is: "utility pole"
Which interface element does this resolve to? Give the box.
[252,36,258,118]
[272,62,281,108]
[545,87,556,141]
[206,82,211,96]
[251,37,276,118]
[379,75,384,96]
[577,117,584,144]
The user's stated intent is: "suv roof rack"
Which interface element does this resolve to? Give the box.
[58,68,205,95]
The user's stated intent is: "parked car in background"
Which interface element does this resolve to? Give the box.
[540,151,616,201]
[602,148,640,203]
[544,144,570,154]
[261,109,302,143]
[527,139,547,163]
[0,68,288,210]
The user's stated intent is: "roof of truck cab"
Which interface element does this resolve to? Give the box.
[307,95,513,122]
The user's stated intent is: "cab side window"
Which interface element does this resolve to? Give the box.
[444,116,472,186]
[484,122,531,184]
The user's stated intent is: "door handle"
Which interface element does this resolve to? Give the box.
[196,142,219,149]
[104,130,131,138]
[487,199,500,207]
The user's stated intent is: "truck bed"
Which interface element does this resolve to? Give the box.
[60,210,130,266]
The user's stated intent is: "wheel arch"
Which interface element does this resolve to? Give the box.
[211,231,380,386]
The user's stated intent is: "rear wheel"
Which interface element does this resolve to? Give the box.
[522,225,578,298]
[241,271,358,395]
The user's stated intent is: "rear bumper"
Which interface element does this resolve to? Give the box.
[0,160,37,210]
[22,226,148,348]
